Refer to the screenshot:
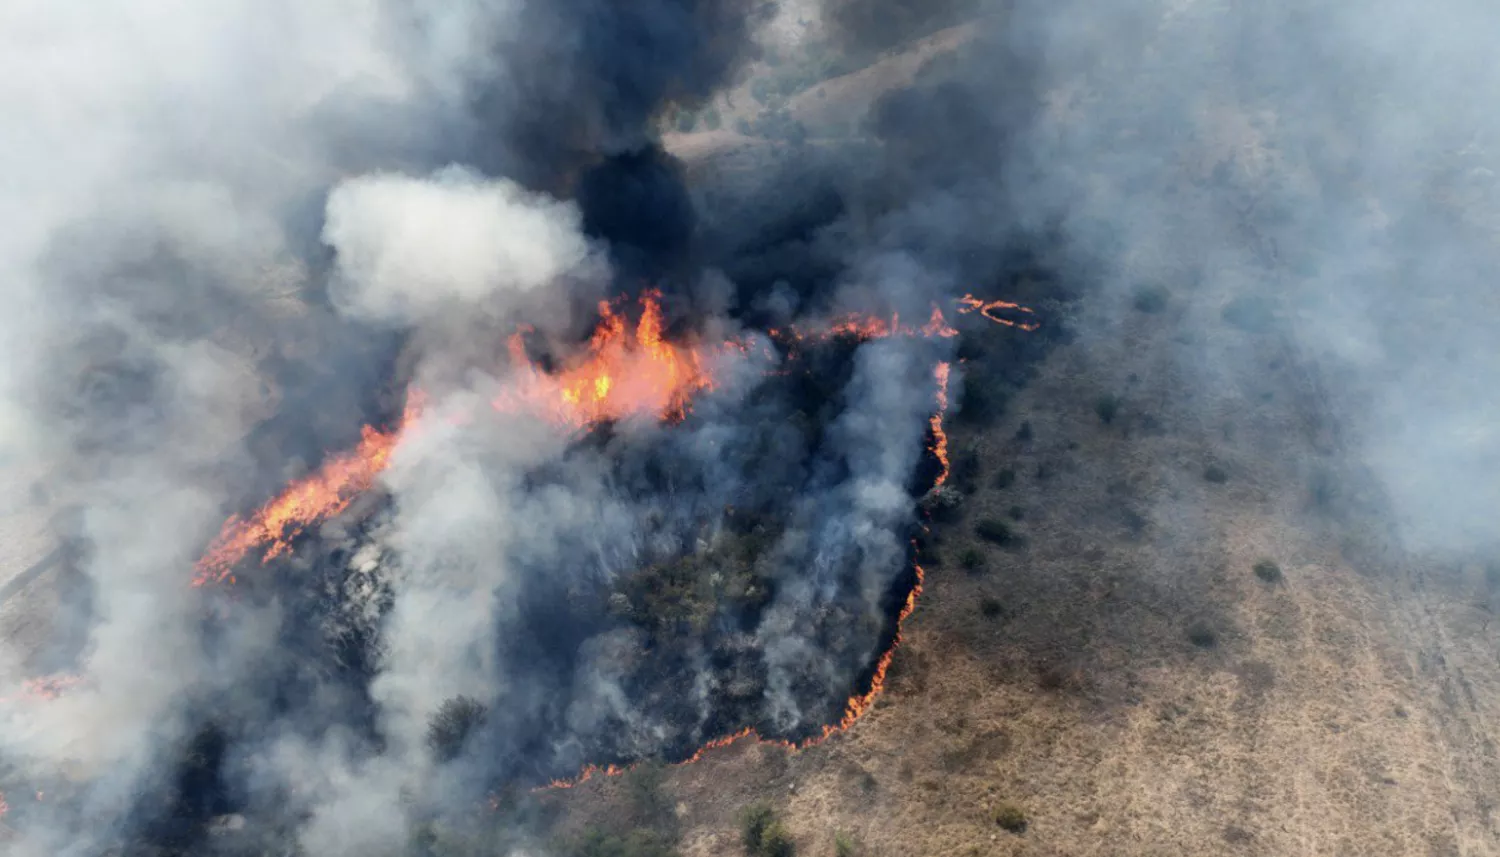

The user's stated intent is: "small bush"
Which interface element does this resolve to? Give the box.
[994,467,1017,490]
[1132,285,1169,313]
[1186,621,1218,649]
[1203,465,1229,484]
[834,832,857,857]
[975,518,1016,546]
[957,383,1006,426]
[741,804,794,857]
[1094,394,1121,425]
[1007,505,1025,521]
[979,597,1003,618]
[951,449,982,494]
[1015,420,1033,442]
[959,548,985,572]
[993,803,1028,833]
[427,696,487,762]
[1253,560,1283,584]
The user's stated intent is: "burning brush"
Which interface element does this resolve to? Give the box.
[7,288,1035,805]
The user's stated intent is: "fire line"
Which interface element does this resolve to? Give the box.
[190,293,1027,588]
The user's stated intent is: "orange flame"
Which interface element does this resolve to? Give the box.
[537,563,927,792]
[930,362,951,487]
[956,294,1040,330]
[494,291,716,427]
[192,394,424,587]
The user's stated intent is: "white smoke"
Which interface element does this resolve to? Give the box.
[324,168,600,324]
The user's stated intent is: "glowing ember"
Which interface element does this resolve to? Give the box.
[0,673,83,704]
[495,290,716,427]
[957,293,1039,330]
[772,304,960,344]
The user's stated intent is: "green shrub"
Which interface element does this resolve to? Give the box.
[1203,465,1229,484]
[1015,421,1033,442]
[959,548,985,572]
[427,696,487,762]
[975,518,1016,546]
[740,804,794,857]
[980,597,1003,618]
[993,803,1028,833]
[1131,285,1169,313]
[994,467,1016,490]
[957,382,1007,426]
[834,832,857,857]
[1186,621,1218,648]
[1253,560,1283,584]
[951,449,982,493]
[1007,505,1025,521]
[1094,394,1121,425]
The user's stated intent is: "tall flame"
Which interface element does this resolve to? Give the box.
[495,290,715,427]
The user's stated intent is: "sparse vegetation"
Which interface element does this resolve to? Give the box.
[740,803,795,857]
[1253,559,1283,583]
[980,597,1003,618]
[833,832,857,857]
[1015,420,1033,442]
[1007,505,1025,521]
[1094,394,1121,425]
[1186,621,1219,649]
[1132,285,1169,313]
[975,518,1016,546]
[427,695,487,762]
[625,758,673,823]
[1204,464,1229,484]
[561,828,679,857]
[993,803,1028,833]
[994,467,1017,489]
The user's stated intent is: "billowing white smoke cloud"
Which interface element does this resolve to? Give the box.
[324,168,599,324]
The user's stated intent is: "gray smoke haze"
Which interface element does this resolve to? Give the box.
[5,0,1500,853]
[837,0,1500,555]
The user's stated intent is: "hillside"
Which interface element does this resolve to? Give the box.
[533,267,1500,857]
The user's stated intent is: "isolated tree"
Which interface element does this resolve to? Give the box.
[427,695,487,762]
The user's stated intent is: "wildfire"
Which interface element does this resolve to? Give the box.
[192,395,423,587]
[495,290,716,427]
[957,293,1040,330]
[540,562,928,791]
[181,289,1023,785]
[0,673,83,704]
[930,362,951,487]
[772,304,959,344]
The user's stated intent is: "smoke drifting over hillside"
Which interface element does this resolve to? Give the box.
[3,0,1500,853]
